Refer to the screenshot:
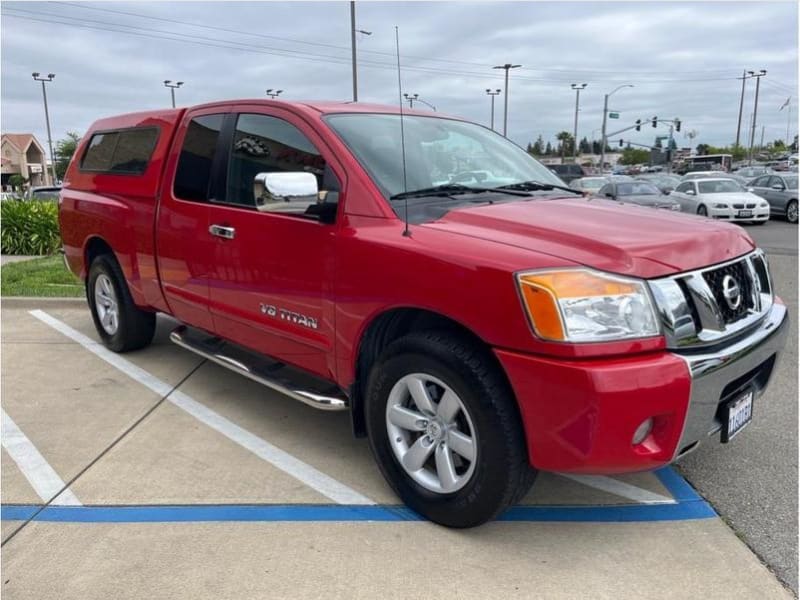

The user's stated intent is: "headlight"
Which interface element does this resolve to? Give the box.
[516,269,660,342]
[760,202,769,208]
[713,203,729,209]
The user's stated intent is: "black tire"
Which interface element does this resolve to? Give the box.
[365,331,536,528]
[87,254,155,352]
[697,204,708,217]
[786,200,798,224]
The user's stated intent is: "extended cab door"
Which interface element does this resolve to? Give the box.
[156,107,231,331]
[204,107,344,380]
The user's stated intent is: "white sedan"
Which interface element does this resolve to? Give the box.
[670,178,770,223]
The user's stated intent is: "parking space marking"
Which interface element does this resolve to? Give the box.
[28,310,375,506]
[1,410,81,506]
[560,474,675,505]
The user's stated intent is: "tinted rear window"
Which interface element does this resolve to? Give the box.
[81,127,159,174]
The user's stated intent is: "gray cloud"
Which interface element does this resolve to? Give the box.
[2,1,797,154]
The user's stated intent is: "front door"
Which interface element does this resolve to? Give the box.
[205,107,344,380]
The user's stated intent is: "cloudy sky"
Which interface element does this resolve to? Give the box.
[2,1,798,155]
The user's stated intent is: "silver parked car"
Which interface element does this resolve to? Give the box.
[595,181,681,210]
[671,178,769,223]
[748,174,798,223]
[569,176,609,194]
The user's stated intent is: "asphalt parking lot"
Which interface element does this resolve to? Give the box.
[1,221,796,599]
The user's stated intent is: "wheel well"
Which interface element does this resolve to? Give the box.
[350,308,507,437]
[84,237,114,272]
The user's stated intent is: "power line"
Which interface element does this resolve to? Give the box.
[49,1,750,78]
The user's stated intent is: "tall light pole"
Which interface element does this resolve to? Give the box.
[163,80,183,108]
[571,83,587,162]
[600,83,634,172]
[350,1,358,101]
[31,72,56,185]
[266,89,284,99]
[493,63,521,137]
[403,93,435,111]
[485,88,501,131]
[748,69,766,165]
[735,69,752,149]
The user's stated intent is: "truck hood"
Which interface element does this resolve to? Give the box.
[421,196,755,278]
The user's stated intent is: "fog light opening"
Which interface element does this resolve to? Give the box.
[632,417,654,445]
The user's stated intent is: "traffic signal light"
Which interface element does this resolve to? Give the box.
[675,119,681,132]
[635,119,641,132]
[652,116,658,128]
[619,139,624,147]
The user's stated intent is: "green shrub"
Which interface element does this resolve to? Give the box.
[0,200,62,255]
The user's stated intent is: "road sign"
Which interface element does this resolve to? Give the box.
[608,112,620,119]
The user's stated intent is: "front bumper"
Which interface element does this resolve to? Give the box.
[708,206,770,222]
[494,302,788,474]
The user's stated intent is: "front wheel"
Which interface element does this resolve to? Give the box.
[365,331,536,528]
[697,204,708,217]
[786,200,798,224]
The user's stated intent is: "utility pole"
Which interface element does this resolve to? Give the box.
[735,69,751,149]
[760,125,765,152]
[31,72,56,185]
[600,84,634,173]
[485,88,501,131]
[266,89,283,99]
[350,1,358,102]
[748,69,766,165]
[493,63,521,137]
[163,80,183,108]
[571,83,587,162]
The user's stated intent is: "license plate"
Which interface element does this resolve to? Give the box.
[721,390,753,443]
[737,210,753,218]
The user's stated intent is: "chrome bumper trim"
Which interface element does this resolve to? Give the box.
[671,302,789,459]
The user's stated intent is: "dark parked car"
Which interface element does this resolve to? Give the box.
[596,181,681,211]
[635,174,681,194]
[748,174,798,223]
[548,163,585,184]
[26,185,61,201]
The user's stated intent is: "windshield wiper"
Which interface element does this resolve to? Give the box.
[390,183,530,201]
[494,180,584,195]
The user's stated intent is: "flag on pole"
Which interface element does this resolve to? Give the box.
[779,96,791,110]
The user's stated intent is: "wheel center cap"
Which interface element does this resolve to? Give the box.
[426,421,443,440]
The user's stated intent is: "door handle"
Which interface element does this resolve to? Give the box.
[209,224,236,240]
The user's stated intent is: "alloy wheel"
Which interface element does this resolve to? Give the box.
[94,274,119,335]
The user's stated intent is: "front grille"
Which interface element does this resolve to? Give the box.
[703,260,755,323]
[731,203,756,209]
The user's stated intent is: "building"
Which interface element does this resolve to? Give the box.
[1,133,52,189]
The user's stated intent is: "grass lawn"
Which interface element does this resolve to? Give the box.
[1,255,84,297]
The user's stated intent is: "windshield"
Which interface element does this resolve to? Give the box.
[617,182,660,196]
[698,180,741,194]
[324,114,563,200]
[784,176,798,189]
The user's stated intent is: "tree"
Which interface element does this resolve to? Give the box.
[55,131,81,181]
[654,137,663,149]
[578,136,591,154]
[544,141,553,156]
[531,135,544,155]
[555,131,574,159]
[696,143,710,156]
[618,148,650,165]
[8,174,27,192]
[591,140,602,154]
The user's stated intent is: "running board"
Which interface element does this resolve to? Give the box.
[169,325,348,412]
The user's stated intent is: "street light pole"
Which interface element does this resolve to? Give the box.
[600,84,634,172]
[493,63,521,137]
[748,69,767,165]
[571,83,587,162]
[485,88,501,131]
[350,1,358,102]
[266,89,284,99]
[31,72,56,185]
[735,69,751,149]
[163,80,184,108]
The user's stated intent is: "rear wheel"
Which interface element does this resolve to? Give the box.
[87,254,155,352]
[697,204,708,217]
[365,331,536,528]
[786,200,798,224]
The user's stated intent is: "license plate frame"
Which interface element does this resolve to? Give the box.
[721,389,754,443]
[737,209,753,218]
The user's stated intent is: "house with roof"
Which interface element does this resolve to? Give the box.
[1,133,52,189]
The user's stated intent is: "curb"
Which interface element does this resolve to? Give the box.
[1,297,86,309]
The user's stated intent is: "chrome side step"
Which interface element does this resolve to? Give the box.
[170,325,348,412]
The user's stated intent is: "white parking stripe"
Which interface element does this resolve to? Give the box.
[29,310,375,506]
[2,409,81,506]
[560,474,675,505]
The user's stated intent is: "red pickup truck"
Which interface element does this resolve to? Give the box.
[60,100,788,527]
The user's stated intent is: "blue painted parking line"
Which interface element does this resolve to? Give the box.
[1,468,715,524]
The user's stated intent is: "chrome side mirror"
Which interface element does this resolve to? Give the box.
[254,172,319,213]
[685,189,695,195]
[771,183,785,190]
